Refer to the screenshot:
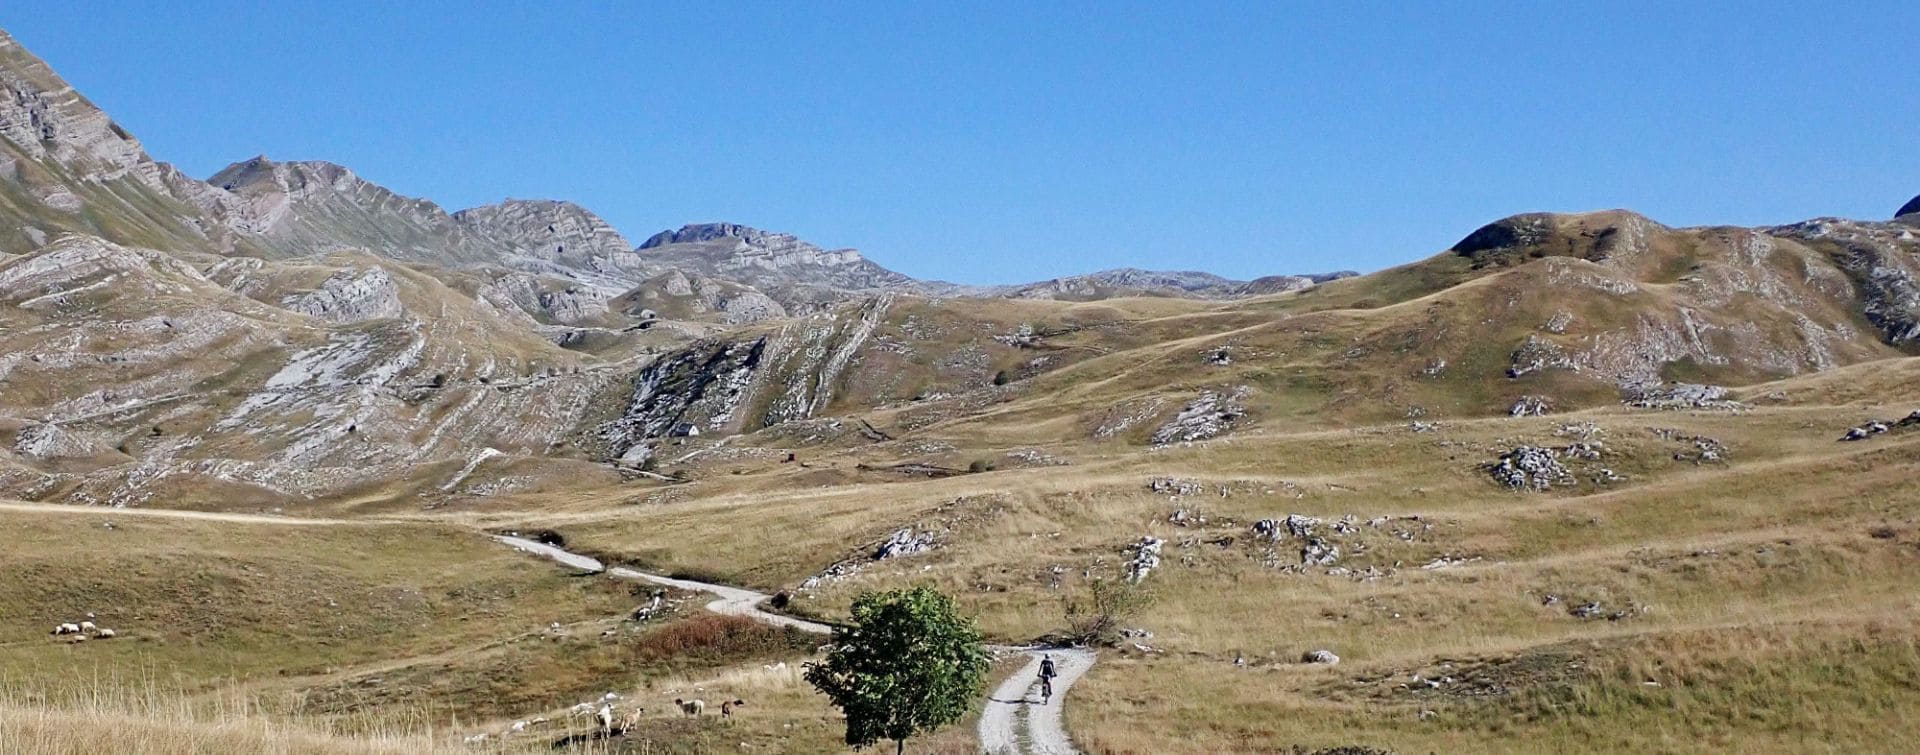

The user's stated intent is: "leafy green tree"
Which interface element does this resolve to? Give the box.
[804,586,989,754]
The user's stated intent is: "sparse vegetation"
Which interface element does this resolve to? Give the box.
[1064,577,1156,645]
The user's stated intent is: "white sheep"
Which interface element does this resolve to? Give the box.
[51,623,79,636]
[674,698,705,716]
[596,704,614,733]
[568,702,595,719]
[96,628,116,639]
[508,720,528,734]
[79,621,96,635]
[463,732,489,745]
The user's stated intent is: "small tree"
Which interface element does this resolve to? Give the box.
[1064,577,1156,645]
[805,586,989,754]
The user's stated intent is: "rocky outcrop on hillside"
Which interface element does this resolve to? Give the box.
[452,199,649,290]
[283,268,404,324]
[610,270,786,325]
[0,235,616,506]
[1898,195,1920,219]
[209,157,508,267]
[1767,218,1920,345]
[598,295,896,462]
[0,30,266,256]
[976,267,1357,301]
[635,223,917,312]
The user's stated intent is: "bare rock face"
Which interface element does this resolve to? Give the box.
[635,223,916,312]
[612,270,787,325]
[284,269,403,324]
[1769,218,1920,344]
[0,31,264,256]
[476,272,609,326]
[208,157,504,267]
[1151,388,1249,445]
[453,199,648,291]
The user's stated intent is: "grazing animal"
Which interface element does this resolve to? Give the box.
[95,628,116,639]
[51,623,80,636]
[508,720,528,734]
[78,621,96,635]
[721,699,745,718]
[568,702,595,718]
[596,704,614,733]
[619,707,644,731]
[674,698,705,716]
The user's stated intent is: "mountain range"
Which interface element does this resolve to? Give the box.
[4,25,1919,508]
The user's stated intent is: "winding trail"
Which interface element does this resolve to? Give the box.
[495,535,1093,754]
[4,504,1092,753]
[496,535,831,633]
[978,647,1096,755]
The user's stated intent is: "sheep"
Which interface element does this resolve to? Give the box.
[463,733,489,745]
[508,720,528,734]
[674,698,705,716]
[79,621,96,635]
[51,623,80,636]
[95,628,116,639]
[721,699,746,718]
[568,702,595,718]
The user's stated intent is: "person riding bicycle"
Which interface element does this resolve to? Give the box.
[1038,653,1058,703]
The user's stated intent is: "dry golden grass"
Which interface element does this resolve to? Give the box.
[466,395,1920,752]
[0,680,476,755]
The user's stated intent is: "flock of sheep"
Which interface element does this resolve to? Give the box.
[48,614,117,642]
[462,692,747,745]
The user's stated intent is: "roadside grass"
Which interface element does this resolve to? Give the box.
[0,679,494,755]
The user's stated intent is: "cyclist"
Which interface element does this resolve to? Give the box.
[1038,653,1058,703]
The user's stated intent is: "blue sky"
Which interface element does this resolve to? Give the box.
[5,2,1915,284]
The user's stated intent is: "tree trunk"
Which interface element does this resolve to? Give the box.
[895,739,905,755]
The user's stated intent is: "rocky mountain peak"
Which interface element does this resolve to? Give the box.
[1898,194,1920,219]
[640,222,865,264]
[0,29,158,188]
[453,199,646,292]
[210,157,362,199]
[1450,210,1665,270]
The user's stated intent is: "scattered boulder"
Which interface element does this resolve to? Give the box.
[1149,477,1205,497]
[1624,382,1743,410]
[872,528,935,560]
[1507,336,1574,378]
[1509,396,1551,417]
[1488,446,1570,490]
[1301,537,1341,567]
[1302,649,1341,665]
[1150,388,1249,446]
[1126,537,1164,583]
[1840,412,1919,441]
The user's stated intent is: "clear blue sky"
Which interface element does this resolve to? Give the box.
[5,2,1915,284]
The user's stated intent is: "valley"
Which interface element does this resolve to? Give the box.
[2,22,1920,755]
